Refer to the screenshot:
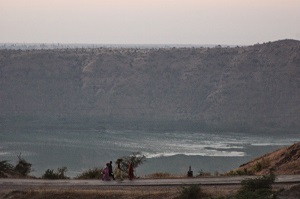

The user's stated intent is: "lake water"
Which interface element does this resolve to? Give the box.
[0,122,299,177]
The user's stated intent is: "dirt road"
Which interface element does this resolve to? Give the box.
[1,175,299,190]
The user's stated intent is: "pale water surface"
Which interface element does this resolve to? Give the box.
[0,123,299,177]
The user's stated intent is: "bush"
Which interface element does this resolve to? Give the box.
[42,169,57,179]
[0,160,14,178]
[1,155,33,178]
[14,154,32,176]
[254,162,263,172]
[253,158,270,173]
[0,160,14,172]
[42,167,69,179]
[197,170,211,177]
[146,172,172,179]
[176,184,207,199]
[75,168,103,179]
[236,174,276,199]
[226,168,253,176]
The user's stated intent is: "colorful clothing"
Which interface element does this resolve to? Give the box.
[102,166,110,181]
[114,164,124,181]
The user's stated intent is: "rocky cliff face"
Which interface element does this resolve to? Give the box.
[0,40,299,133]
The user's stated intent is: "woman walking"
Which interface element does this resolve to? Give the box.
[128,162,134,180]
[114,159,124,181]
[102,163,110,181]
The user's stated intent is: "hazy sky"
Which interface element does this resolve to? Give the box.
[1,0,300,45]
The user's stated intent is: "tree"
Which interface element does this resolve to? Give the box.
[0,160,14,178]
[117,152,146,175]
[14,153,32,176]
[42,166,69,179]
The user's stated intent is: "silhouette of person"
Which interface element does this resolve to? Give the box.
[187,165,193,177]
[128,162,134,180]
[108,161,115,180]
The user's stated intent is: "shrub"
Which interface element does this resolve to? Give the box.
[253,158,270,173]
[0,160,14,172]
[236,174,276,199]
[0,160,14,178]
[197,170,211,177]
[14,154,32,176]
[176,184,207,199]
[226,168,253,176]
[254,162,263,172]
[42,167,69,179]
[57,167,68,179]
[42,169,57,179]
[75,168,103,179]
[146,172,172,179]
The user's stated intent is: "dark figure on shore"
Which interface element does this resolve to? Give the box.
[187,165,193,177]
[128,162,134,180]
[108,161,115,180]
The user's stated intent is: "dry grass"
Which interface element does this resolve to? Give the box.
[0,187,179,199]
[0,185,241,199]
[1,184,299,199]
[144,172,184,179]
[228,142,300,176]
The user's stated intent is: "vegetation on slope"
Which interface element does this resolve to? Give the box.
[0,40,299,133]
[228,142,300,175]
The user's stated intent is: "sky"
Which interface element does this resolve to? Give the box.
[1,0,300,45]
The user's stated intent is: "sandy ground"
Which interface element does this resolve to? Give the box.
[1,175,299,199]
[1,183,299,199]
[0,184,241,199]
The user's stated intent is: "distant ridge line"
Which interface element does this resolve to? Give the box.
[1,39,299,50]
[0,43,240,50]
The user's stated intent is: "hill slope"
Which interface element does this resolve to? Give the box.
[230,142,300,175]
[0,40,299,132]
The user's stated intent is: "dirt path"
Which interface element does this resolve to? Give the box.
[1,176,299,199]
[1,174,300,190]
